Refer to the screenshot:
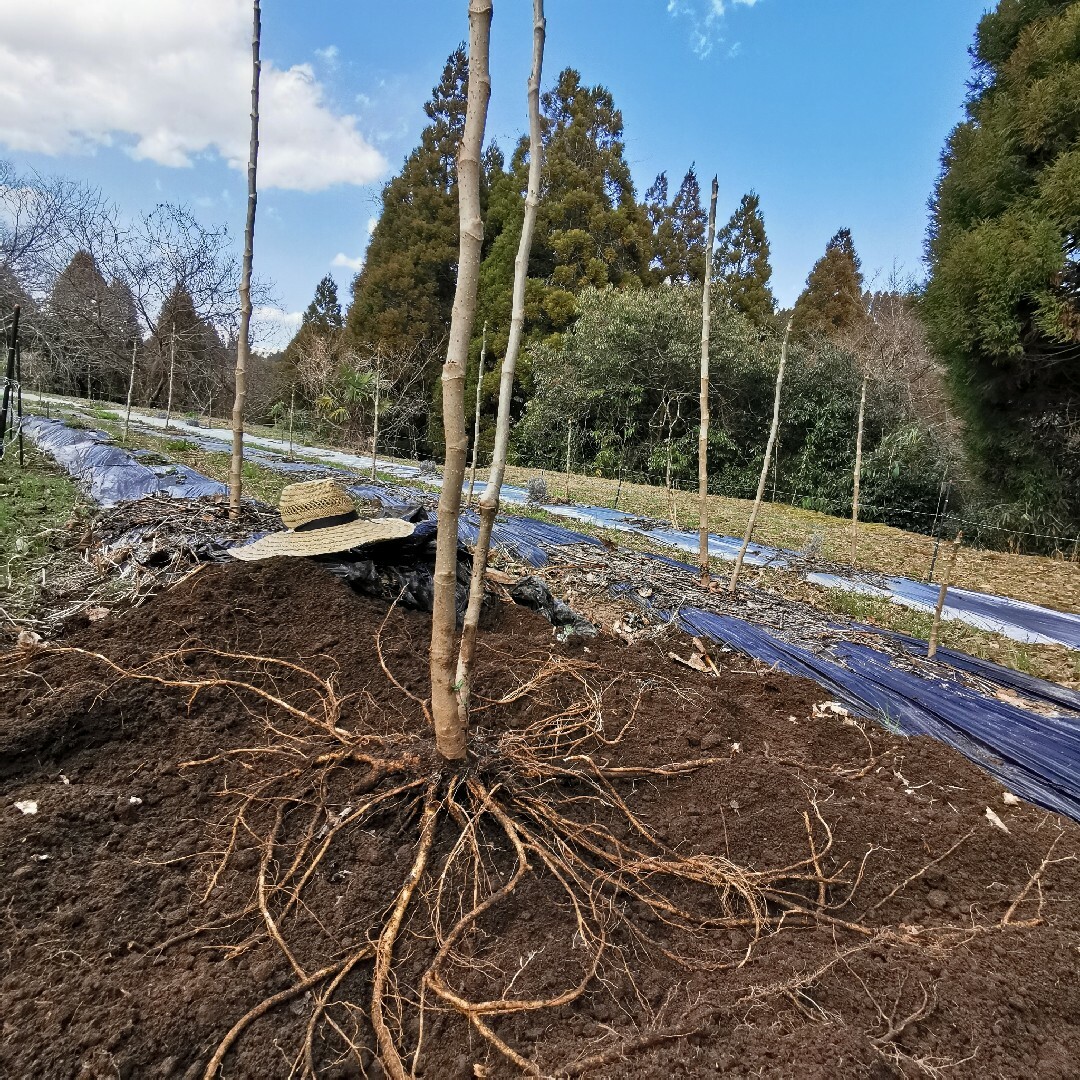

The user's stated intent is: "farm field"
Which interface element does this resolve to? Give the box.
[4,556,1079,1078]
[4,1,1080,1075]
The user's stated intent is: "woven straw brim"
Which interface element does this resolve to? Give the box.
[228,517,416,561]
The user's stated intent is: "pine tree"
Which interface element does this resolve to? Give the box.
[346,47,468,352]
[530,68,652,326]
[714,191,776,324]
[645,167,707,284]
[146,285,226,410]
[49,250,118,395]
[303,274,343,334]
[791,228,866,340]
[924,0,1080,538]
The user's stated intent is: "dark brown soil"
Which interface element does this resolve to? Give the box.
[2,559,1079,1079]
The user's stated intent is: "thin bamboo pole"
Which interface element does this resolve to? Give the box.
[851,374,867,566]
[697,176,718,586]
[455,0,545,729]
[729,317,793,593]
[466,321,486,505]
[927,532,963,660]
[228,0,261,518]
[430,0,493,760]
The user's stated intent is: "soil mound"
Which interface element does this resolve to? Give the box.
[2,559,1078,1078]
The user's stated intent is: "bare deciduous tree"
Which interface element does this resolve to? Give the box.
[697,176,718,585]
[729,316,793,592]
[455,0,545,730]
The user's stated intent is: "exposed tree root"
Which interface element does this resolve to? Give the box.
[33,641,999,1078]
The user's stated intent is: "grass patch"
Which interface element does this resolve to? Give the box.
[162,438,198,454]
[0,444,91,629]
[816,585,1078,688]
[89,407,121,422]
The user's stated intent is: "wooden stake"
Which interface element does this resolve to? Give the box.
[698,176,718,586]
[430,0,492,760]
[927,532,963,661]
[851,374,867,566]
[454,0,543,733]
[729,317,793,593]
[228,0,261,518]
[466,321,486,505]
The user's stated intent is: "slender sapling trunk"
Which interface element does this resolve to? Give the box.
[564,417,572,502]
[698,177,718,585]
[370,360,381,479]
[453,0,544,728]
[928,533,963,660]
[228,0,261,519]
[467,321,487,505]
[851,374,867,566]
[164,324,176,431]
[430,0,493,760]
[729,317,792,593]
[123,337,137,442]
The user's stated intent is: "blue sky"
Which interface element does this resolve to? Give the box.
[0,0,990,348]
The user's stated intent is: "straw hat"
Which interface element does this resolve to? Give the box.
[229,478,415,561]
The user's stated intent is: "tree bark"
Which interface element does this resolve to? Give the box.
[228,0,261,519]
[729,317,793,592]
[454,0,544,730]
[430,0,493,761]
[467,321,487,505]
[123,337,137,442]
[697,177,718,585]
[851,374,867,566]
[164,324,176,431]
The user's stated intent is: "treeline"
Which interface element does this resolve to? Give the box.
[0,161,273,420]
[275,49,964,536]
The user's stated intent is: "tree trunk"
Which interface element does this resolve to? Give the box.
[729,317,793,593]
[928,532,963,660]
[164,324,176,431]
[851,374,867,566]
[228,0,261,519]
[123,338,137,442]
[697,177,718,585]
[430,0,493,761]
[454,0,544,730]
[467,321,487,505]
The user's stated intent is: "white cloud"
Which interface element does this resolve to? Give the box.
[366,216,379,236]
[253,305,303,351]
[0,1,387,192]
[315,45,339,67]
[666,0,762,58]
[331,252,365,272]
